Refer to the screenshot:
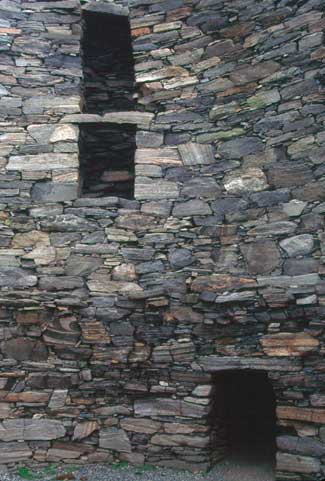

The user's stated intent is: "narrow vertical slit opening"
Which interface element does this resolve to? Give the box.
[81,9,135,114]
[79,7,136,198]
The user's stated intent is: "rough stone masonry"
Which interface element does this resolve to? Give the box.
[0,0,324,479]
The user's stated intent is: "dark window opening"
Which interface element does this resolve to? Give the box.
[210,371,276,475]
[81,9,135,114]
[79,123,136,198]
[80,8,136,198]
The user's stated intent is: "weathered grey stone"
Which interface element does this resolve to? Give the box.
[173,200,212,217]
[48,390,68,410]
[276,452,320,474]
[168,248,193,269]
[241,241,280,275]
[299,32,323,50]
[82,1,128,16]
[0,442,32,463]
[246,89,280,109]
[151,433,209,448]
[27,124,55,144]
[65,256,102,276]
[50,124,78,143]
[7,153,78,171]
[62,112,154,129]
[224,168,268,194]
[257,273,320,288]
[32,182,78,202]
[135,181,179,200]
[209,101,239,120]
[136,66,189,83]
[178,143,215,165]
[218,137,264,159]
[283,258,318,276]
[0,419,65,442]
[280,235,314,257]
[283,200,307,217]
[0,267,37,288]
[39,276,83,290]
[2,338,48,361]
[120,418,161,434]
[134,398,207,418]
[248,221,297,236]
[22,95,80,115]
[136,131,163,147]
[73,421,98,441]
[230,61,279,84]
[251,189,290,207]
[181,177,222,200]
[41,215,97,232]
[99,428,131,453]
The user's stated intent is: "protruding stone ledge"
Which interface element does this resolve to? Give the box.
[60,112,154,129]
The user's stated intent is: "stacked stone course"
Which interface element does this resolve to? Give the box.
[0,0,324,479]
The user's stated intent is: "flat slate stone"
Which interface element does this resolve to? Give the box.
[178,143,215,165]
[7,153,78,171]
[82,1,128,16]
[172,200,212,217]
[0,267,37,288]
[0,442,32,463]
[31,182,78,202]
[99,428,132,453]
[0,419,65,442]
[279,234,314,257]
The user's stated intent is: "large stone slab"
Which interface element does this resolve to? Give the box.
[199,356,302,372]
[178,143,215,165]
[277,435,325,457]
[120,418,161,434]
[279,234,314,257]
[99,428,132,453]
[0,442,32,463]
[276,452,320,474]
[151,433,209,448]
[0,419,65,442]
[261,333,319,356]
[277,406,325,423]
[7,153,78,171]
[0,267,37,288]
[31,182,78,202]
[135,181,179,200]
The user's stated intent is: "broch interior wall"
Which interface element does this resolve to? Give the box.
[0,0,324,479]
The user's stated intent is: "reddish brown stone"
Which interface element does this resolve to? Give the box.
[131,27,151,38]
[191,275,256,293]
[277,406,325,424]
[2,338,48,361]
[261,333,319,357]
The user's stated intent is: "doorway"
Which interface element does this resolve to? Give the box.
[210,370,276,480]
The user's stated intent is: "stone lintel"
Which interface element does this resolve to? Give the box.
[81,1,129,17]
[60,112,154,129]
[198,356,302,372]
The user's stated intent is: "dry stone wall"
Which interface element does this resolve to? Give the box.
[0,0,324,479]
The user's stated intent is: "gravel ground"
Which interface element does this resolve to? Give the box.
[0,454,274,481]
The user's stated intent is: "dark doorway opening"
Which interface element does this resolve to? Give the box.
[80,8,136,198]
[210,370,276,479]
